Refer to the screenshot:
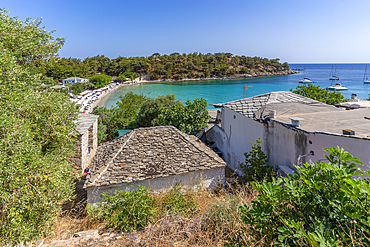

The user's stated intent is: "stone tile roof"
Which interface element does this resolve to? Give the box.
[76,114,99,135]
[84,126,226,188]
[213,91,320,119]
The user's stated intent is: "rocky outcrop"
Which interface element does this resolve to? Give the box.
[249,69,297,77]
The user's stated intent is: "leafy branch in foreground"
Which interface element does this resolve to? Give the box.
[0,9,77,244]
[230,146,370,246]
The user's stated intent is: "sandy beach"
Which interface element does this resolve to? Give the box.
[83,82,141,113]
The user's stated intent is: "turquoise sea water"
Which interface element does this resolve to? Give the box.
[102,64,370,109]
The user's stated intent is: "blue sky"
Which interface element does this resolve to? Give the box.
[3,0,370,63]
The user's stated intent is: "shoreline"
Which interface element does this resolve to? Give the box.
[89,70,297,111]
[137,69,298,84]
[84,82,142,113]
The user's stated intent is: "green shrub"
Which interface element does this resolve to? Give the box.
[88,186,156,232]
[240,138,279,183]
[233,147,370,246]
[89,74,112,88]
[158,98,210,135]
[68,82,94,94]
[136,94,177,127]
[161,185,198,217]
[290,84,346,105]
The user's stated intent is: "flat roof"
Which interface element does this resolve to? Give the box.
[268,103,370,138]
[75,114,99,135]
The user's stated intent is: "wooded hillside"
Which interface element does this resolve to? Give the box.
[40,52,290,81]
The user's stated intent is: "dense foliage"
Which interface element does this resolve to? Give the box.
[88,74,112,87]
[136,94,177,127]
[232,147,370,246]
[0,9,77,244]
[115,71,139,82]
[158,98,210,135]
[67,82,95,94]
[240,138,279,183]
[92,92,147,142]
[41,53,289,81]
[290,84,346,105]
[93,93,210,142]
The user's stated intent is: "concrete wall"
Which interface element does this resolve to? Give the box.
[87,167,225,205]
[207,107,264,175]
[209,108,370,176]
[265,121,370,172]
[265,121,309,170]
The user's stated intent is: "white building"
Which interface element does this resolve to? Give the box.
[210,91,370,176]
[84,126,226,205]
[62,77,89,85]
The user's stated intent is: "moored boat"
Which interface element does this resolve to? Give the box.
[299,78,314,83]
[329,64,340,80]
[326,83,348,91]
[363,65,370,84]
[299,66,315,83]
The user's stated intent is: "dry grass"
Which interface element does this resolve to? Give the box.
[44,179,258,246]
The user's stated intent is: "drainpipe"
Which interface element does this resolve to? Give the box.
[296,151,314,167]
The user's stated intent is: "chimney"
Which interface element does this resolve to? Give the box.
[289,117,304,127]
[343,129,355,135]
[351,94,358,102]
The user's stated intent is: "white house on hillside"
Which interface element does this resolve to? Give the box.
[211,91,370,176]
[62,77,89,85]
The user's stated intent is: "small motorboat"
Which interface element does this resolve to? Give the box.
[299,77,314,83]
[326,83,348,91]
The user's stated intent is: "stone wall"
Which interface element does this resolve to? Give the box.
[80,131,89,169]
[81,118,98,170]
[69,135,82,171]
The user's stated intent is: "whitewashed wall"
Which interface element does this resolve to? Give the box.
[265,121,370,172]
[87,167,225,205]
[207,107,264,175]
[209,108,370,176]
[264,121,309,170]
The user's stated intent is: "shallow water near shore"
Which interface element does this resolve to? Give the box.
[102,64,370,109]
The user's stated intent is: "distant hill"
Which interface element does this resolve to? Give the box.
[42,52,291,81]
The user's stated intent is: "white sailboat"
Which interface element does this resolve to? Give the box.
[299,66,314,83]
[364,65,370,84]
[329,64,339,80]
